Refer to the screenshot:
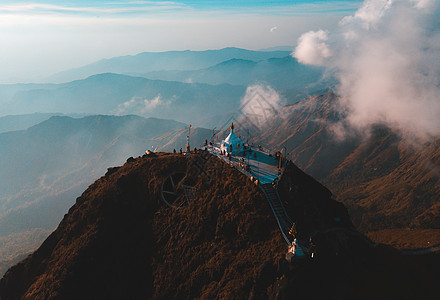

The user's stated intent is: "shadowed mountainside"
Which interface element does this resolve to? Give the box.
[1,153,438,299]
[0,115,188,277]
[253,93,440,232]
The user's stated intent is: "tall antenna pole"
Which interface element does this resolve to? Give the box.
[186,124,192,152]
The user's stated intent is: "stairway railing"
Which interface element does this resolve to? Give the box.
[260,183,293,246]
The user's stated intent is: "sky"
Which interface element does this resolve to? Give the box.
[0,0,363,82]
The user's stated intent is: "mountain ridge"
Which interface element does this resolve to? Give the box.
[128,55,329,91]
[1,73,246,123]
[0,114,187,235]
[1,153,438,299]
[46,48,291,83]
[251,93,440,232]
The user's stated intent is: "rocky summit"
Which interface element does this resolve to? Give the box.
[0,153,438,299]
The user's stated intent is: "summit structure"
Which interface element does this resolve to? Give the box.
[208,122,297,247]
[209,121,280,184]
[221,122,243,154]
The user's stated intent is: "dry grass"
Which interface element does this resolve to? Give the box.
[366,228,440,249]
[2,152,439,299]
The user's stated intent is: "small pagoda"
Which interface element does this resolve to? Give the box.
[221,122,243,154]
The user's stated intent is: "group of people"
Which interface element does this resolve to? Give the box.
[173,148,183,154]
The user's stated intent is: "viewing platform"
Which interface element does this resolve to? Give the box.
[205,122,284,185]
[208,145,280,185]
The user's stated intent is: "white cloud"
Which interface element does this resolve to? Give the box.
[341,0,392,29]
[410,0,437,10]
[270,26,278,32]
[294,0,440,140]
[292,30,331,65]
[116,95,172,115]
[0,2,186,15]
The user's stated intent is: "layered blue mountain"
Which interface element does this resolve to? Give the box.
[0,114,184,218]
[0,114,189,276]
[0,73,246,124]
[46,47,291,83]
[134,56,330,91]
[0,113,88,133]
[0,49,332,126]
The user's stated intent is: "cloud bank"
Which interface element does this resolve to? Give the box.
[293,0,440,140]
[293,30,331,65]
[240,85,284,130]
[116,95,172,115]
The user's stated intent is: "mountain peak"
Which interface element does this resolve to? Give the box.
[1,151,438,298]
[0,152,350,298]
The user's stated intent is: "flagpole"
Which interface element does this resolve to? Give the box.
[186,124,192,152]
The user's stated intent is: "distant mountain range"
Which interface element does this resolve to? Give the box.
[1,93,439,279]
[0,115,185,232]
[0,115,189,276]
[0,73,246,124]
[0,48,331,126]
[0,113,88,133]
[0,47,324,278]
[47,47,291,83]
[0,72,329,127]
[128,56,330,91]
[1,46,438,283]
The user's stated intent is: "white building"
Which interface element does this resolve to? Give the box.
[221,122,244,154]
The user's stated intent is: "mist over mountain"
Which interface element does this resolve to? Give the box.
[1,91,439,281]
[293,0,440,141]
[0,115,188,277]
[246,93,440,232]
[0,113,61,133]
[0,114,185,231]
[155,127,213,152]
[0,113,89,133]
[0,48,333,129]
[0,73,245,124]
[47,48,291,83]
[0,83,58,101]
[259,46,295,52]
[129,55,331,92]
